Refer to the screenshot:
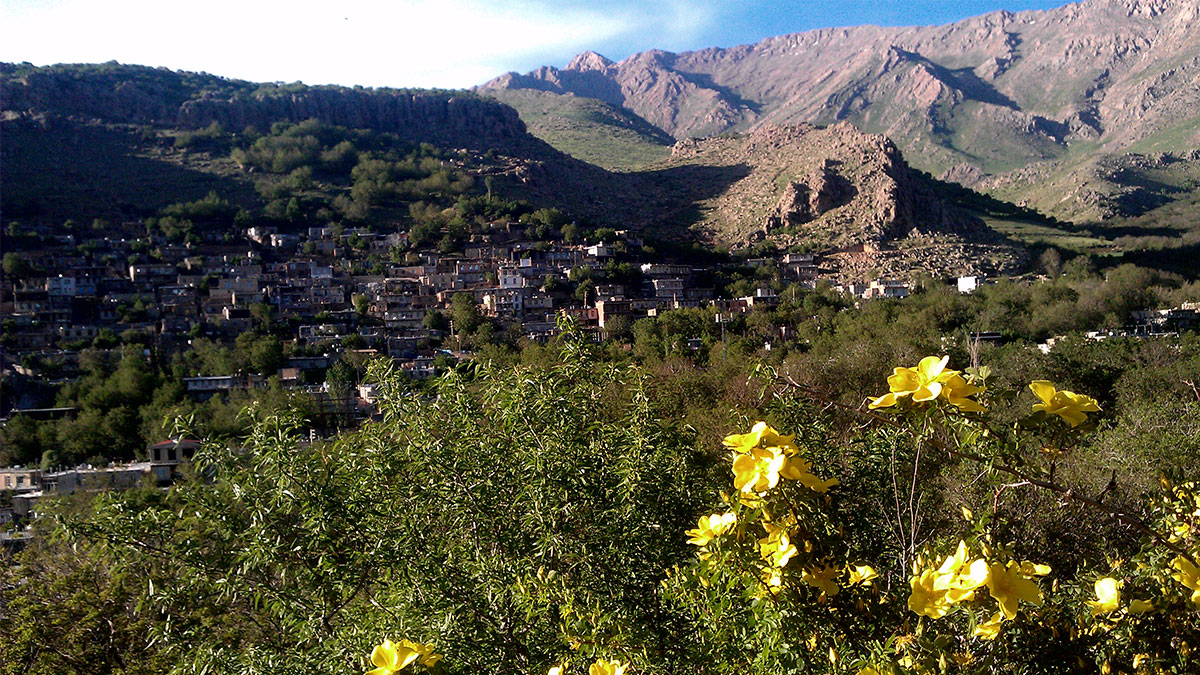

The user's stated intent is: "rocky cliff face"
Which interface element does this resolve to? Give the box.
[2,63,527,148]
[480,0,1200,204]
[175,89,526,145]
[483,120,1021,277]
[636,123,1020,277]
[660,122,997,249]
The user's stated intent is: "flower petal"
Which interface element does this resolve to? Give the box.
[1029,380,1057,405]
[868,393,897,409]
[917,355,949,381]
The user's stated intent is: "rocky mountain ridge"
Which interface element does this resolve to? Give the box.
[655,123,1021,274]
[479,0,1200,220]
[2,63,527,148]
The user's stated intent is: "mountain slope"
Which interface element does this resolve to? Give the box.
[479,0,1200,221]
[482,88,672,171]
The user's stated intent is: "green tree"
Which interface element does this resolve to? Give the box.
[422,309,449,332]
[2,252,35,280]
[574,280,595,305]
[449,293,484,336]
[352,293,370,316]
[0,507,174,675]
[31,329,713,673]
[249,335,284,375]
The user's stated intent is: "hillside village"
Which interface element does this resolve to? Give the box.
[0,215,826,535]
[6,213,1198,407]
[1,217,830,388]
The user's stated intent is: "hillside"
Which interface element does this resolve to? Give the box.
[479,0,1200,223]
[482,89,672,171]
[2,62,527,145]
[0,62,590,231]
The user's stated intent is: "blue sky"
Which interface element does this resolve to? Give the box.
[1,1,1075,89]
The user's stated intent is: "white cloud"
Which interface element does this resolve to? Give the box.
[0,0,720,88]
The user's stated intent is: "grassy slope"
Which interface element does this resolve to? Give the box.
[483,89,674,172]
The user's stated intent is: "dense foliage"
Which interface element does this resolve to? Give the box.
[0,335,299,469]
[4,319,1200,673]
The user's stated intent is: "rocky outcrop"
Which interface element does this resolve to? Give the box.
[176,90,526,145]
[773,160,856,227]
[659,122,999,249]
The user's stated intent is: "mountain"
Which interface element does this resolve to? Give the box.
[479,0,1200,222]
[2,62,1023,277]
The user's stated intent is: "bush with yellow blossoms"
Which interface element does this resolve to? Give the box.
[660,355,1200,674]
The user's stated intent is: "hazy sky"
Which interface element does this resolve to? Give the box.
[1,0,1075,89]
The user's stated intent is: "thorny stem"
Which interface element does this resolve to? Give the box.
[779,376,1200,569]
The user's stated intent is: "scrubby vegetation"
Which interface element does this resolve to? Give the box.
[3,317,1200,673]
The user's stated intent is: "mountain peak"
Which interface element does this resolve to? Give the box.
[566,51,614,72]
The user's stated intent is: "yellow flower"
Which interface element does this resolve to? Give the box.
[1087,577,1122,615]
[945,558,991,603]
[686,512,737,546]
[847,563,878,586]
[869,355,954,408]
[925,540,990,603]
[780,455,839,492]
[940,373,986,412]
[1128,598,1155,614]
[723,421,796,454]
[1170,555,1200,607]
[868,356,985,411]
[936,540,971,576]
[366,639,420,675]
[986,561,1044,619]
[408,641,441,668]
[589,658,627,675]
[856,668,882,675]
[1018,561,1052,577]
[802,564,841,598]
[758,522,798,568]
[908,569,953,618]
[732,445,787,494]
[549,665,565,675]
[1029,381,1101,427]
[973,611,1004,640]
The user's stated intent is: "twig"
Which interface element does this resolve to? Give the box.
[1183,379,1200,404]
